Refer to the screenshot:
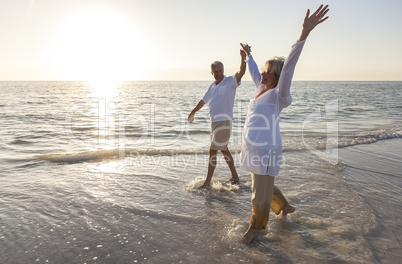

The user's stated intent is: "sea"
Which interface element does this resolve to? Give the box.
[0,81,401,264]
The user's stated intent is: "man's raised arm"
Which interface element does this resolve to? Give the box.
[235,49,247,84]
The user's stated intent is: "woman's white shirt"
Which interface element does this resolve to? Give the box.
[240,40,305,176]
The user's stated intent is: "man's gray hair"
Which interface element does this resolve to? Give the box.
[211,61,224,70]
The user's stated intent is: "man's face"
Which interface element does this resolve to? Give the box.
[211,64,224,84]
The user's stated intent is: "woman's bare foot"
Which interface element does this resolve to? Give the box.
[241,227,260,243]
[278,204,296,220]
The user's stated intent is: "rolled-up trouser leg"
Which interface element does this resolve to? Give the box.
[271,185,290,215]
[249,173,275,230]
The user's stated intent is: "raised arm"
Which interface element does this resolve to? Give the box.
[298,4,329,42]
[277,41,305,99]
[278,4,329,99]
[240,43,261,88]
[235,49,247,84]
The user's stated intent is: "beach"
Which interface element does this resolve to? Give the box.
[0,81,401,263]
[339,138,402,264]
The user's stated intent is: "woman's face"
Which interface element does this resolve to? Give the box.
[260,63,277,88]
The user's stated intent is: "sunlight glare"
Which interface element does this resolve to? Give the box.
[54,7,149,82]
[89,80,120,100]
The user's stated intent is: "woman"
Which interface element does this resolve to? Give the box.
[240,5,330,243]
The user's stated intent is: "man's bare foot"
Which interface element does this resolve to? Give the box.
[278,204,296,220]
[198,183,211,189]
[241,227,260,243]
[227,177,239,184]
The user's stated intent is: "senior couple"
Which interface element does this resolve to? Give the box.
[188,5,329,243]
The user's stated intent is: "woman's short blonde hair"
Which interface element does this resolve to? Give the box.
[263,56,286,87]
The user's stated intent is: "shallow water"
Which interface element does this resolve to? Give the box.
[339,139,402,264]
[0,150,378,263]
[0,81,401,263]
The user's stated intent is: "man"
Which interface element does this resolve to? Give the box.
[188,48,246,189]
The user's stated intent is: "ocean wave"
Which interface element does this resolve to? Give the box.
[10,139,32,145]
[37,148,210,163]
[38,123,402,163]
[70,126,97,132]
[283,123,402,152]
[157,130,210,136]
[338,125,402,147]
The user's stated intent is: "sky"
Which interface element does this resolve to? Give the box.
[0,0,401,81]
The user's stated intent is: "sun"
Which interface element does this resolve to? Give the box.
[54,7,150,82]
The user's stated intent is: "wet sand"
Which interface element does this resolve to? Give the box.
[339,138,402,264]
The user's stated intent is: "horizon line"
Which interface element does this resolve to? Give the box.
[1,80,402,82]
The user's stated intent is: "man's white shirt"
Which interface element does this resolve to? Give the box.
[202,76,240,122]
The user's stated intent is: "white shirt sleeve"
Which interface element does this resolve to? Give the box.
[230,75,241,89]
[202,86,212,104]
[246,55,262,88]
[277,40,306,100]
